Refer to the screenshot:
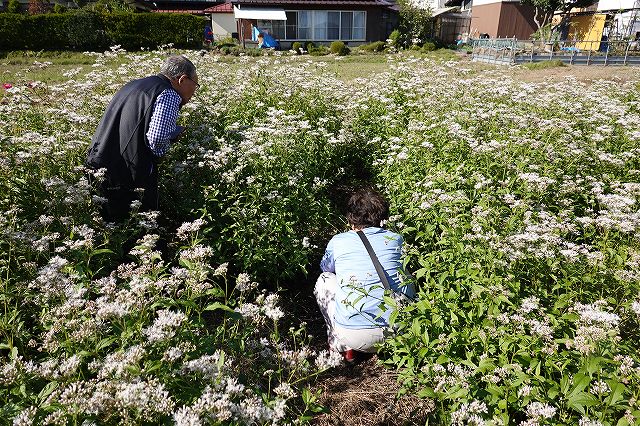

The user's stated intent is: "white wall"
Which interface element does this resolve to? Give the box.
[211,14,236,38]
[597,0,637,10]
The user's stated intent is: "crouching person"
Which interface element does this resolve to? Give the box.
[314,188,415,362]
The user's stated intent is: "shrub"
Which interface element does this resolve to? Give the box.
[0,12,201,51]
[396,0,433,47]
[52,3,67,13]
[523,59,566,69]
[7,0,21,13]
[292,41,303,54]
[329,40,349,56]
[308,45,329,56]
[66,10,104,50]
[359,41,386,52]
[421,41,436,52]
[215,36,235,48]
[387,29,401,48]
[305,41,315,51]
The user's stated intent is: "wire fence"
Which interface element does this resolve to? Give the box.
[471,38,640,65]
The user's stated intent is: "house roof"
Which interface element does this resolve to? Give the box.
[152,8,208,14]
[204,1,234,12]
[232,0,393,6]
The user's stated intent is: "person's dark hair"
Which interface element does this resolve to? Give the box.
[346,188,389,228]
[160,55,196,80]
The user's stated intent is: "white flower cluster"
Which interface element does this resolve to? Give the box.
[236,292,284,323]
[176,218,206,240]
[450,400,488,426]
[143,309,187,343]
[569,300,621,355]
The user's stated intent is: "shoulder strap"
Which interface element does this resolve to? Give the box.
[357,230,392,291]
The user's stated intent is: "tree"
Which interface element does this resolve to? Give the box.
[396,0,433,47]
[28,0,50,14]
[7,0,21,13]
[521,0,598,41]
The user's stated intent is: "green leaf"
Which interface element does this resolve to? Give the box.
[37,381,59,402]
[204,302,235,313]
[96,336,117,351]
[415,267,429,279]
[567,373,591,397]
[418,387,436,398]
[605,381,625,406]
[585,356,604,375]
[616,418,630,426]
[567,391,598,414]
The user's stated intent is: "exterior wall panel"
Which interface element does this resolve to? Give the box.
[211,13,237,37]
[495,3,537,38]
[470,2,501,37]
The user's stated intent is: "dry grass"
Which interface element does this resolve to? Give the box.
[312,356,435,426]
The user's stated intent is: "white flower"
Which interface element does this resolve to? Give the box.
[315,350,343,369]
[591,380,610,395]
[526,401,557,420]
[143,309,187,343]
[13,407,37,426]
[274,382,296,399]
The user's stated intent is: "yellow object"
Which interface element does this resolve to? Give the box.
[568,14,607,51]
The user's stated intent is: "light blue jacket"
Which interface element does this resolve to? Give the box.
[320,227,414,329]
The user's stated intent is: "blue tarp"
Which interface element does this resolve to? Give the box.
[252,26,279,49]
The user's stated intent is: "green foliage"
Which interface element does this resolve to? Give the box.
[66,10,104,50]
[329,40,349,56]
[523,59,566,69]
[292,41,303,53]
[0,11,202,51]
[387,29,401,48]
[214,36,236,48]
[6,0,21,13]
[52,3,67,13]
[91,0,135,12]
[1,47,640,426]
[421,41,436,52]
[308,45,329,56]
[358,41,386,52]
[396,0,433,47]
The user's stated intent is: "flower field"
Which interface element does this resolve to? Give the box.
[1,48,639,425]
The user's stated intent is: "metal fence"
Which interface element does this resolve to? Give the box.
[471,38,640,65]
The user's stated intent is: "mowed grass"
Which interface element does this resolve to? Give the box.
[0,48,463,86]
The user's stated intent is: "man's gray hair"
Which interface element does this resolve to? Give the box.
[160,55,196,80]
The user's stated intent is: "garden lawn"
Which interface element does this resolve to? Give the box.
[0,48,639,426]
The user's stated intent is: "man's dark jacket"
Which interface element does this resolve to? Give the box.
[86,74,173,189]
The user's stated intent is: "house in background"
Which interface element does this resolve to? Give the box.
[417,0,537,42]
[426,0,472,43]
[210,0,396,49]
[468,0,537,39]
[204,1,236,39]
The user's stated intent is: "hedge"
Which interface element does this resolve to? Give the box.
[0,11,203,51]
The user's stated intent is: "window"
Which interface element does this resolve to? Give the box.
[328,11,340,39]
[340,11,353,40]
[278,10,367,41]
[271,20,285,39]
[313,11,327,40]
[353,11,365,39]
[285,11,297,39]
[298,10,311,39]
